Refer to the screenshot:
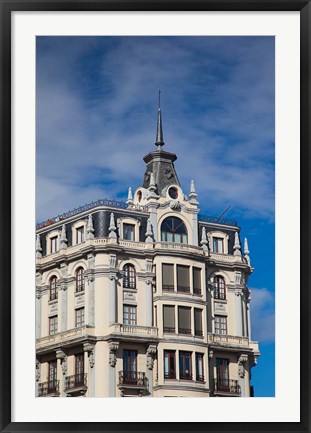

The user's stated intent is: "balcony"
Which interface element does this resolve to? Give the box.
[64,373,87,395]
[213,378,241,396]
[38,380,60,397]
[207,333,249,348]
[109,324,158,341]
[36,326,95,352]
[118,371,149,396]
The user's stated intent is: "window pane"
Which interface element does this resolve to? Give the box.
[213,237,223,253]
[196,353,204,381]
[177,265,190,292]
[178,306,191,334]
[163,305,175,332]
[174,233,181,243]
[162,264,174,290]
[194,309,203,336]
[164,350,176,379]
[179,351,192,380]
[51,236,58,253]
[123,224,135,241]
[76,227,84,244]
[193,268,201,294]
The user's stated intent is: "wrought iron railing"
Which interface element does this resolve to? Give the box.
[162,285,174,292]
[36,199,148,230]
[177,286,190,293]
[193,288,202,296]
[178,328,192,335]
[118,371,148,388]
[164,371,176,379]
[214,378,240,394]
[196,375,205,382]
[38,380,59,396]
[198,214,237,226]
[163,327,175,333]
[180,372,192,380]
[64,373,87,390]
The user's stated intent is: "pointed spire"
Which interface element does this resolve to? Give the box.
[60,224,67,249]
[155,90,164,150]
[36,234,42,258]
[145,218,153,243]
[189,179,198,204]
[86,214,94,240]
[233,232,242,256]
[108,213,117,239]
[126,187,133,207]
[244,237,251,264]
[200,227,209,252]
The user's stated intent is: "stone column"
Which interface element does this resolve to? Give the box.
[146,344,157,396]
[35,291,41,339]
[87,253,95,327]
[191,212,199,246]
[84,343,95,397]
[56,349,67,397]
[109,274,117,325]
[235,292,243,336]
[148,203,158,241]
[109,342,119,397]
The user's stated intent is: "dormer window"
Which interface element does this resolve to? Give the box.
[213,237,223,253]
[168,186,178,199]
[50,236,58,254]
[161,217,187,244]
[76,226,84,244]
[123,224,135,241]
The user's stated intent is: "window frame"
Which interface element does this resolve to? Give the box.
[123,304,137,325]
[214,275,226,300]
[49,276,58,301]
[75,307,85,328]
[194,308,203,336]
[123,223,135,241]
[49,315,58,335]
[178,306,192,335]
[160,216,188,244]
[75,267,85,293]
[123,264,136,289]
[179,351,192,380]
[215,315,227,335]
[195,353,204,382]
[76,226,85,244]
[163,305,175,334]
[50,236,59,254]
[164,350,176,379]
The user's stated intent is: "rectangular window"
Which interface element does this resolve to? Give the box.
[195,353,204,382]
[123,223,135,241]
[177,265,190,293]
[179,351,192,380]
[215,315,227,335]
[194,308,203,336]
[164,350,176,379]
[216,358,229,391]
[50,236,58,254]
[178,306,191,335]
[76,226,84,244]
[163,305,175,333]
[48,360,57,387]
[162,264,174,291]
[123,304,137,325]
[75,308,85,327]
[193,267,202,295]
[213,237,223,253]
[123,350,137,385]
[75,353,85,387]
[49,315,58,335]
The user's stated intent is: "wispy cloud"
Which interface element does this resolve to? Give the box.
[36,36,274,222]
[250,287,275,343]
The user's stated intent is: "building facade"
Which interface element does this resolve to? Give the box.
[35,106,260,397]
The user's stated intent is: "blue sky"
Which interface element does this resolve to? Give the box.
[36,36,275,396]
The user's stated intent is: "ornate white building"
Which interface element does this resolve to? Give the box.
[35,103,260,397]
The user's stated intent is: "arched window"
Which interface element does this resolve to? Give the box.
[123,264,136,289]
[76,267,85,292]
[161,217,188,244]
[214,276,226,300]
[49,276,58,301]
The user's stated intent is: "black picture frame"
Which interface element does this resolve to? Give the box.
[0,1,310,432]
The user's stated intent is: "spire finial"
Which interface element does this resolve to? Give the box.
[155,90,164,149]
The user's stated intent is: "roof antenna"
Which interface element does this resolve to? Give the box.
[216,204,232,222]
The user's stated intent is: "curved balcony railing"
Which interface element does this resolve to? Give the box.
[38,380,59,396]
[118,371,148,388]
[213,378,240,394]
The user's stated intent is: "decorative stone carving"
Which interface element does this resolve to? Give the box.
[146,344,157,370]
[109,254,117,269]
[60,263,68,278]
[145,258,153,273]
[145,218,153,243]
[84,343,95,368]
[209,349,214,359]
[126,187,134,207]
[36,289,42,300]
[238,354,248,378]
[36,234,42,258]
[235,271,242,285]
[148,173,157,193]
[86,214,95,240]
[169,200,181,210]
[56,349,67,375]
[36,360,40,382]
[244,237,251,265]
[233,232,241,256]
[109,342,119,367]
[200,227,209,252]
[108,213,117,239]
[60,224,68,249]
